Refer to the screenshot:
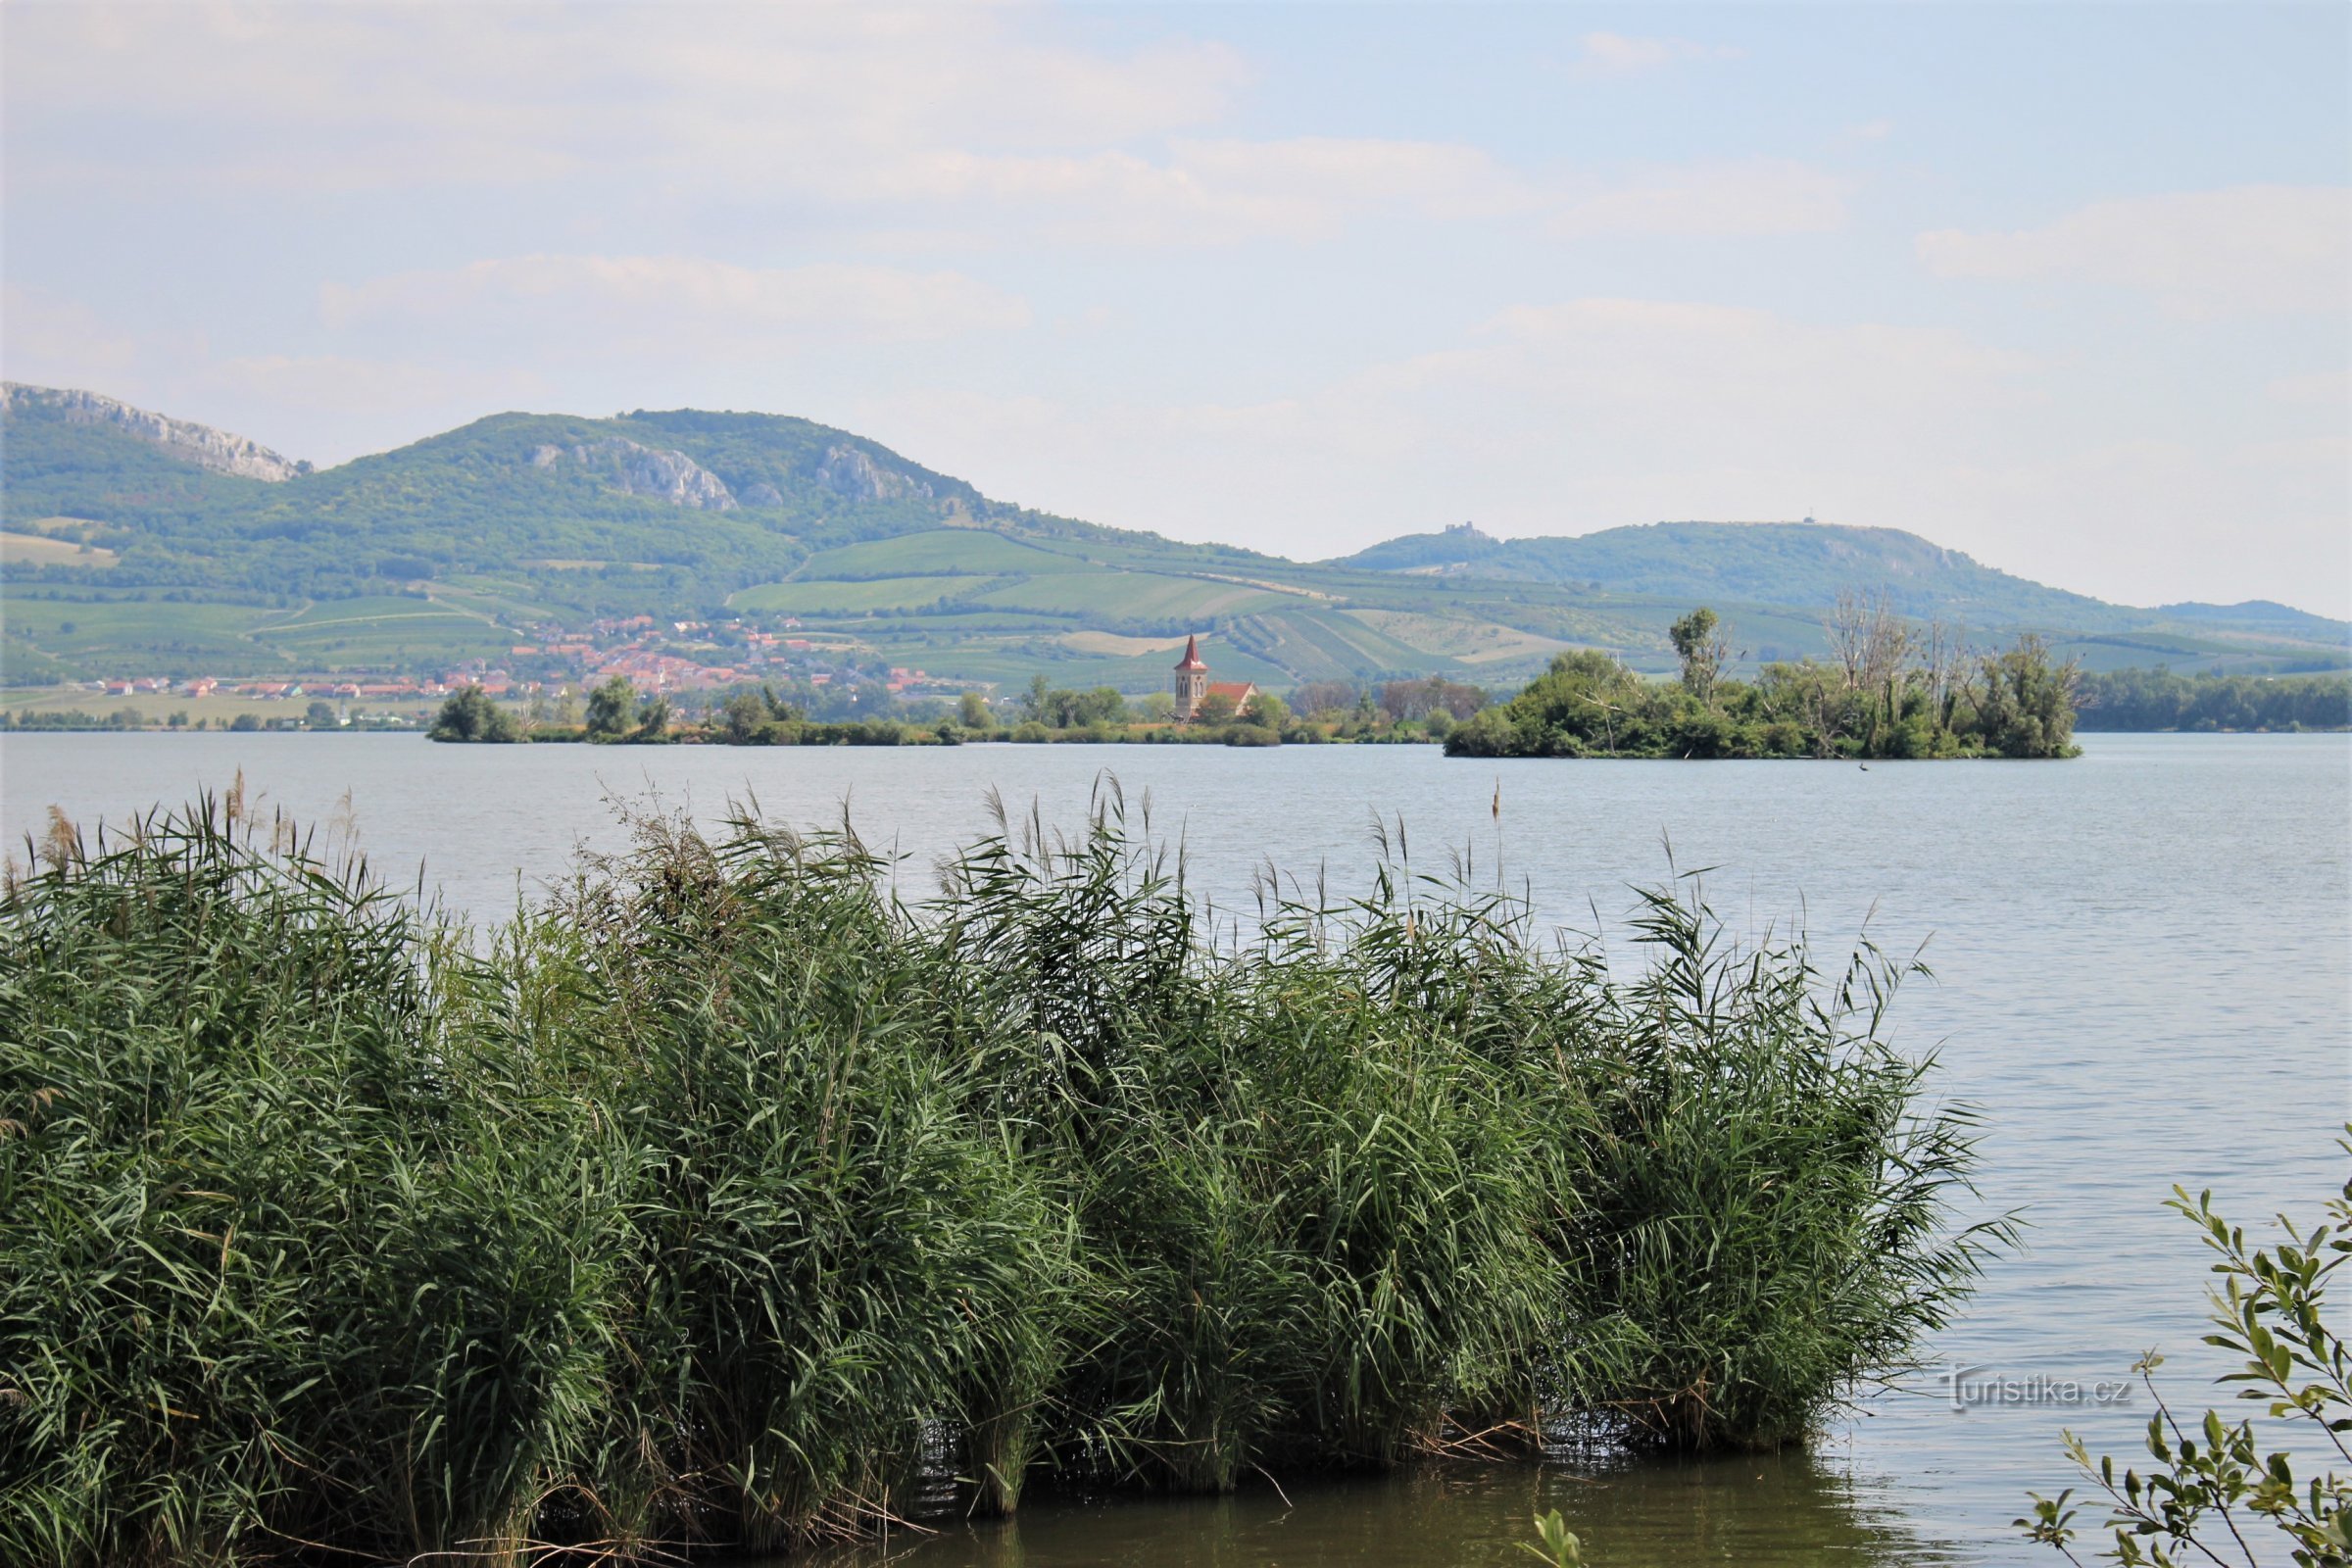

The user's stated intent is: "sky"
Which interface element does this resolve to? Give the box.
[3,2,2347,615]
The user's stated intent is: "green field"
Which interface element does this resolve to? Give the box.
[800,528,1093,578]
[0,687,444,727]
[5,388,2341,692]
[249,597,509,662]
[972,570,1302,622]
[3,593,291,675]
[2,531,118,569]
[254,595,490,631]
[0,641,78,684]
[251,626,513,669]
[736,566,1314,627]
[2054,631,2342,675]
[1232,609,1450,679]
[1,589,515,681]
[426,577,561,623]
[731,575,1008,614]
[1343,609,1574,664]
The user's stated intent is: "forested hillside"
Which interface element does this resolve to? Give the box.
[2,396,980,610]
[1344,519,2206,630]
[5,384,2344,694]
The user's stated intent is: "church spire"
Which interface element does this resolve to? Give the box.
[1171,633,1209,719]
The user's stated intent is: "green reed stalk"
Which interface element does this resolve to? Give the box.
[1,789,2000,1564]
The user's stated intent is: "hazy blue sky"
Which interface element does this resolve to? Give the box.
[5,3,2346,613]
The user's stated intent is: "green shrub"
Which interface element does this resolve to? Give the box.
[0,804,619,1567]
[1448,618,2080,760]
[0,788,1999,1563]
[1548,890,2008,1448]
[429,683,520,742]
[530,816,1065,1545]
[935,802,1554,1488]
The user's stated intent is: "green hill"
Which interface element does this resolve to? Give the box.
[1341,520,2130,627]
[5,384,2343,695]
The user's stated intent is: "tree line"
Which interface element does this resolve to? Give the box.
[425,606,2348,755]
[2072,666,2349,731]
[1447,595,2080,760]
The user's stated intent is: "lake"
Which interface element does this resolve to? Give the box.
[5,730,2345,1566]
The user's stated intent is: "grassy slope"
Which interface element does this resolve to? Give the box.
[798,528,1093,577]
[731,575,1013,615]
[1333,520,2352,658]
[6,393,2343,691]
[1335,520,2121,623]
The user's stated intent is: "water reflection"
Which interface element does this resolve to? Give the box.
[785,1448,1968,1568]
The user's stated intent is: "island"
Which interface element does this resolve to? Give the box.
[1445,604,2080,760]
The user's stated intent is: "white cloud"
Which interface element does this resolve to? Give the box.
[0,284,148,388]
[2,5,1250,192]
[2,6,1833,251]
[192,355,546,417]
[834,137,1540,246]
[1570,32,1741,77]
[9,7,2329,614]
[1917,185,2352,318]
[803,148,1314,247]
[1551,159,1852,238]
[0,285,555,461]
[1172,137,1537,224]
[173,357,559,466]
[1920,436,2350,612]
[855,295,2347,614]
[2266,368,2349,408]
[821,142,1842,247]
[859,297,2049,561]
[318,256,1031,350]
[0,284,227,419]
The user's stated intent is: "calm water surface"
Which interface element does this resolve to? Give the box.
[5,732,2346,1566]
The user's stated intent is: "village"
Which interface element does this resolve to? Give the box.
[19,611,965,729]
[8,629,1398,744]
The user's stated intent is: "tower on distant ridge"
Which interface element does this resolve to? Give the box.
[1172,633,1209,720]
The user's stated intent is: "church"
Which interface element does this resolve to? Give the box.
[1170,634,1255,721]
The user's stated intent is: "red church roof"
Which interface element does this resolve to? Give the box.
[1173,634,1207,671]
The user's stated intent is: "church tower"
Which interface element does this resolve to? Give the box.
[1172,633,1208,719]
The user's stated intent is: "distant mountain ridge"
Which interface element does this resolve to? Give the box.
[1335,519,2133,626]
[2,382,308,482]
[2149,598,2348,637]
[3,383,2343,692]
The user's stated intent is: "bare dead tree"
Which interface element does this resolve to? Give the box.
[1861,593,1912,695]
[1828,588,1872,691]
[1921,618,1967,732]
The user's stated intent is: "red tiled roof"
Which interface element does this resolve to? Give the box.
[1205,681,1254,702]
[1173,633,1207,671]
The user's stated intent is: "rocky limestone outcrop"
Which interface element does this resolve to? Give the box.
[531,437,736,511]
[740,481,785,507]
[816,443,933,503]
[3,382,307,481]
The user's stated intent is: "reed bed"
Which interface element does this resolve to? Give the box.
[1,786,2003,1566]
